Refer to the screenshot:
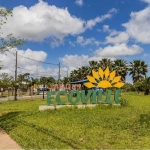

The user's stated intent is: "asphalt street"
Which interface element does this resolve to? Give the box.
[0,95,44,102]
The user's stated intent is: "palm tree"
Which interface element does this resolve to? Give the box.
[129,60,148,83]
[89,60,99,71]
[113,59,128,82]
[99,58,114,71]
[70,69,79,82]
[81,66,91,78]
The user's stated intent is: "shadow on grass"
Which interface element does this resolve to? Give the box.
[0,111,83,149]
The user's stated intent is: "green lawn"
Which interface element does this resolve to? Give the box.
[0,93,150,149]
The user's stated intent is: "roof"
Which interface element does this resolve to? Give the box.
[70,79,88,84]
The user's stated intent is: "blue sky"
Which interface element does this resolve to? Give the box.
[0,0,150,82]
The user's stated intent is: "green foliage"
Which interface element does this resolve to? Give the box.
[133,81,143,93]
[141,77,150,95]
[122,83,134,92]
[0,8,26,54]
[129,60,148,83]
[0,73,14,89]
[120,97,129,107]
[1,93,150,148]
[63,77,70,86]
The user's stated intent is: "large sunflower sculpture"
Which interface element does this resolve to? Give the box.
[84,67,124,89]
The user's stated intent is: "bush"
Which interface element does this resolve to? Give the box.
[120,97,129,107]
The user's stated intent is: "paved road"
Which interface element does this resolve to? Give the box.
[0,95,45,102]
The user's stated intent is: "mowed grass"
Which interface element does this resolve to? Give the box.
[0,93,150,149]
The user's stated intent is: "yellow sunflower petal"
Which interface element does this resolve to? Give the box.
[109,70,116,80]
[97,80,112,88]
[111,76,121,84]
[87,76,97,83]
[113,82,124,88]
[98,67,104,79]
[104,67,110,80]
[92,70,99,80]
[84,82,95,88]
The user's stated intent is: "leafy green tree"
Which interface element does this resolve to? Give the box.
[122,83,134,92]
[133,81,143,94]
[0,73,14,97]
[47,77,55,88]
[141,77,150,95]
[0,8,25,53]
[0,8,25,85]
[63,77,70,87]
[40,76,48,85]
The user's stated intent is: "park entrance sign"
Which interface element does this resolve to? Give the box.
[46,67,125,105]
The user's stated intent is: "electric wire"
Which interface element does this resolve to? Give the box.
[7,50,58,65]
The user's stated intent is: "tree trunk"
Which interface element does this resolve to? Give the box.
[144,89,149,95]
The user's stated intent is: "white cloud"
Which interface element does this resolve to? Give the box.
[85,8,117,29]
[0,48,58,78]
[86,14,112,29]
[123,6,150,43]
[103,25,110,32]
[103,25,120,36]
[76,36,100,46]
[108,8,118,13]
[1,0,116,48]
[141,0,150,3]
[75,0,83,6]
[59,43,143,69]
[60,54,89,69]
[94,43,143,57]
[105,32,129,44]
[1,0,85,42]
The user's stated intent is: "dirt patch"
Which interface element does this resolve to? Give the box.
[0,128,23,149]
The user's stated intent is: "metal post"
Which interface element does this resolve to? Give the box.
[43,84,45,99]
[14,51,17,100]
[58,63,60,91]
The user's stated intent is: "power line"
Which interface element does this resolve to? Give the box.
[18,66,57,75]
[7,50,58,66]
[0,66,57,78]
[60,67,68,77]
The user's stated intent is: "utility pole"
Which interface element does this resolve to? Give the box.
[67,69,68,77]
[58,63,60,91]
[14,51,17,100]
[37,64,38,79]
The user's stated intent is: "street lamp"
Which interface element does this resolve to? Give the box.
[14,82,19,100]
[43,84,45,99]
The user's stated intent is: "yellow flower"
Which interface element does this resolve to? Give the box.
[84,67,124,89]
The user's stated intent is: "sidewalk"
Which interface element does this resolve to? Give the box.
[0,95,43,102]
[0,128,23,149]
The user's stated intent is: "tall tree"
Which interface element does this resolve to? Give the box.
[99,58,114,71]
[0,73,14,97]
[89,60,98,71]
[0,8,25,54]
[129,60,148,83]
[70,69,79,82]
[47,77,56,88]
[40,76,48,85]
[0,8,25,82]
[113,59,128,82]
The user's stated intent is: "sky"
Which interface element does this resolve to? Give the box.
[0,0,150,83]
